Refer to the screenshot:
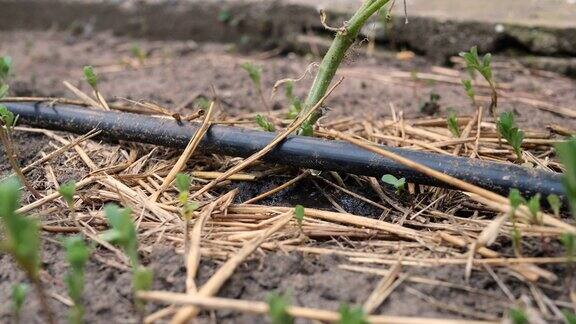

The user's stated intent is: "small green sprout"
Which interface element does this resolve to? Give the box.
[459,46,497,116]
[241,62,268,110]
[130,43,147,64]
[255,114,275,132]
[526,194,542,224]
[509,307,528,324]
[193,97,211,111]
[59,180,77,220]
[0,55,12,82]
[338,304,368,324]
[64,236,90,324]
[102,204,138,266]
[510,226,522,257]
[547,194,561,217]
[381,174,406,194]
[83,65,98,90]
[563,310,576,324]
[497,111,524,161]
[561,233,575,262]
[102,203,153,313]
[11,283,27,322]
[0,104,15,127]
[508,189,525,213]
[0,177,53,322]
[556,139,576,219]
[461,79,475,105]
[175,173,191,203]
[285,81,302,119]
[267,292,294,324]
[294,205,305,227]
[133,266,153,310]
[446,110,460,137]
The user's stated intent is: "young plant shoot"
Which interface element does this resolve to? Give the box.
[267,291,294,324]
[102,203,153,314]
[59,180,78,226]
[556,138,576,219]
[459,46,497,116]
[497,111,524,161]
[300,0,393,135]
[338,304,368,324]
[381,174,406,194]
[0,177,54,323]
[11,283,27,323]
[175,173,199,254]
[546,194,561,217]
[526,193,542,224]
[83,65,98,91]
[255,114,275,132]
[241,62,268,111]
[509,307,528,324]
[285,80,303,119]
[561,232,575,262]
[294,204,305,230]
[446,110,460,137]
[461,79,476,106]
[64,236,90,324]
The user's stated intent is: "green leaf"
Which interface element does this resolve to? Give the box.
[267,292,293,324]
[83,65,98,89]
[497,112,524,160]
[64,236,90,273]
[240,62,262,86]
[338,304,367,324]
[446,111,460,137]
[133,266,153,292]
[381,174,406,193]
[294,205,305,225]
[58,180,77,206]
[509,308,528,324]
[102,204,138,266]
[0,56,12,81]
[527,194,541,223]
[561,233,575,262]
[546,194,561,217]
[11,283,27,315]
[461,79,475,102]
[255,114,275,132]
[562,310,576,324]
[556,139,576,219]
[0,104,15,127]
[299,122,314,136]
[175,173,191,194]
[508,188,524,210]
[0,84,8,99]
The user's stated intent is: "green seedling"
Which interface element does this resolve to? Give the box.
[556,139,576,219]
[267,292,294,324]
[294,205,305,229]
[497,111,524,161]
[59,180,78,226]
[130,43,147,65]
[446,110,460,137]
[0,55,12,82]
[461,79,475,105]
[527,194,542,224]
[0,177,53,323]
[175,173,199,254]
[459,46,497,116]
[508,189,524,213]
[381,174,406,194]
[508,189,524,257]
[509,307,528,324]
[563,310,576,324]
[338,304,368,324]
[300,0,393,134]
[102,203,153,314]
[240,62,268,110]
[193,97,211,111]
[561,233,575,262]
[102,204,139,266]
[285,81,303,119]
[83,65,98,90]
[547,194,561,217]
[64,236,90,324]
[255,114,275,132]
[11,283,27,323]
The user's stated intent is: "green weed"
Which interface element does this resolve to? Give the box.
[266,291,294,324]
[546,194,561,217]
[563,310,576,324]
[526,194,542,224]
[284,81,303,119]
[381,174,406,194]
[11,283,27,322]
[497,111,524,161]
[255,114,275,132]
[461,79,475,105]
[459,46,497,115]
[83,65,98,90]
[338,304,367,324]
[446,110,460,137]
[241,62,268,110]
[561,233,575,262]
[509,308,528,324]
[63,236,90,324]
[294,205,305,229]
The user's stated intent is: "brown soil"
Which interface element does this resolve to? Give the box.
[0,29,575,323]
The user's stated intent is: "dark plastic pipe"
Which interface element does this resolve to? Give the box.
[3,101,565,198]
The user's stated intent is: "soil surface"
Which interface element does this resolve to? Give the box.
[0,29,575,323]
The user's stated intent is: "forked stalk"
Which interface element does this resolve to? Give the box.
[301,0,391,134]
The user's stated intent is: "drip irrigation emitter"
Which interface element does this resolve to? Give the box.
[3,101,565,198]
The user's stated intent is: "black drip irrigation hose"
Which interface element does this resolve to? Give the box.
[3,101,565,198]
